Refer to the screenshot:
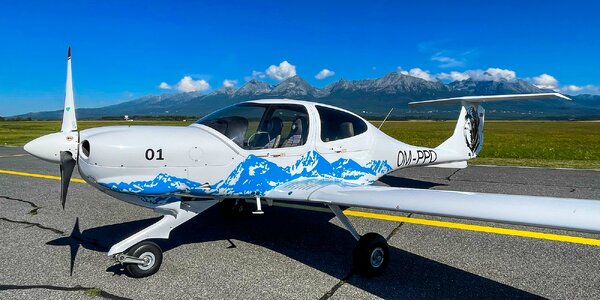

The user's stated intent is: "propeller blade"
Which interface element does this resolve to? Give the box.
[60,151,76,209]
[61,46,77,132]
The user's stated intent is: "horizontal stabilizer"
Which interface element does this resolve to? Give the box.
[426,161,468,169]
[408,93,570,108]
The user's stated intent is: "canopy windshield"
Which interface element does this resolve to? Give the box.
[196,103,309,150]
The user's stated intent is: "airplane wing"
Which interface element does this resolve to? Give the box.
[266,179,600,233]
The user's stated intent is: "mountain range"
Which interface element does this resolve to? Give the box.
[12,72,600,120]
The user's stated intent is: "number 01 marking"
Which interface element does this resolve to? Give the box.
[145,149,165,160]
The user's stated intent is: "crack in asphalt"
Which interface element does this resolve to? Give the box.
[0,217,65,235]
[319,272,353,300]
[445,169,461,181]
[0,284,131,300]
[0,216,102,250]
[1,217,106,276]
[385,213,413,241]
[0,195,43,215]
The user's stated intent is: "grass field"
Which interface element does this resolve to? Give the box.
[377,121,600,169]
[0,120,190,146]
[1,120,599,169]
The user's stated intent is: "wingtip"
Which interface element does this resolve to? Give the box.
[553,92,572,101]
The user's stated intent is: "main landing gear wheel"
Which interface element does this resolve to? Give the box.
[124,241,163,278]
[220,198,246,217]
[353,232,389,277]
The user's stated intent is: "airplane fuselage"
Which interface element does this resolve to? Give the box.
[75,100,466,208]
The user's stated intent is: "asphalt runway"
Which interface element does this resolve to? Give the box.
[1,146,599,299]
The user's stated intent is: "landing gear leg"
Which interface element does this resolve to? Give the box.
[252,196,264,215]
[220,198,246,217]
[109,200,218,278]
[328,204,389,277]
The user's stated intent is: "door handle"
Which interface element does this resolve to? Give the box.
[331,147,346,153]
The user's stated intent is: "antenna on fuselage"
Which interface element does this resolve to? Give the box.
[378,108,394,129]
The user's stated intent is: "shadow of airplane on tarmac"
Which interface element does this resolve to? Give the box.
[47,175,541,299]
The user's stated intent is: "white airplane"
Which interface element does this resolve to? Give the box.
[25,48,600,278]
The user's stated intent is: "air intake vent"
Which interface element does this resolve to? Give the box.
[81,140,90,158]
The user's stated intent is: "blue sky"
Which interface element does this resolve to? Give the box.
[1,0,599,116]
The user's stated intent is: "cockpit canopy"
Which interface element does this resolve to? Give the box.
[196,101,370,150]
[197,103,309,150]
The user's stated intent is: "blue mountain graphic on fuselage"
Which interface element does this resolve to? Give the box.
[101,150,392,198]
[213,154,291,196]
[103,173,211,195]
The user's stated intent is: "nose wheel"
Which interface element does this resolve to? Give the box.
[118,241,163,278]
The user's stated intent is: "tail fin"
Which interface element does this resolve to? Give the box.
[437,103,485,158]
[408,93,570,160]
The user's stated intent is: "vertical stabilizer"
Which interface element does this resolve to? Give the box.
[406,93,571,165]
[436,103,485,159]
[61,46,77,132]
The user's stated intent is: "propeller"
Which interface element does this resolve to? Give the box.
[60,151,77,209]
[58,46,79,209]
[24,46,79,209]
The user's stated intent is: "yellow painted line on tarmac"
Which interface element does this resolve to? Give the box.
[2,168,600,247]
[343,210,600,246]
[0,169,86,183]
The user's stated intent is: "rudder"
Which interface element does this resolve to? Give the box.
[436,103,485,158]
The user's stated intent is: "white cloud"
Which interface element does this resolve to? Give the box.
[399,67,436,82]
[223,79,238,87]
[175,76,210,93]
[431,55,464,68]
[158,76,210,92]
[524,73,600,94]
[244,70,266,82]
[468,68,517,81]
[253,71,266,78]
[560,84,600,94]
[581,85,600,94]
[433,67,517,82]
[437,71,470,82]
[406,66,599,95]
[266,61,297,81]
[531,73,558,90]
[561,85,583,93]
[315,68,335,80]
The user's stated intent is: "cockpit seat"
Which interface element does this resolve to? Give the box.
[281,116,307,148]
[338,122,354,139]
[225,117,249,146]
[203,116,248,147]
[262,117,283,148]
